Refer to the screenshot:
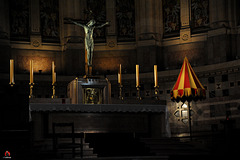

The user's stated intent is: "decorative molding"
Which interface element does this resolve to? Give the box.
[180,28,191,43]
[32,40,40,47]
[208,28,227,37]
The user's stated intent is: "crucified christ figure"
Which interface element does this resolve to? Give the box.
[67,18,109,74]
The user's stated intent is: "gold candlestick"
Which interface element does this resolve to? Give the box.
[30,60,34,84]
[154,65,158,88]
[29,60,34,98]
[118,64,123,100]
[51,84,56,99]
[136,65,139,88]
[119,84,123,100]
[51,61,56,98]
[29,83,34,99]
[52,61,55,84]
[51,73,56,98]
[118,64,122,85]
[136,65,141,100]
[9,59,15,87]
[154,65,159,99]
[136,86,142,100]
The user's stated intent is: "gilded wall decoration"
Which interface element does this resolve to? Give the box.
[191,0,209,28]
[163,0,180,34]
[9,0,29,40]
[85,0,106,42]
[40,0,59,42]
[116,0,135,41]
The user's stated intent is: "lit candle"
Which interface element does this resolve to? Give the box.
[10,59,14,85]
[136,64,140,87]
[30,60,34,84]
[52,61,56,85]
[154,65,158,87]
[118,64,122,85]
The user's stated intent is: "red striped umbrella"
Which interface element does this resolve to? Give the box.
[171,57,206,102]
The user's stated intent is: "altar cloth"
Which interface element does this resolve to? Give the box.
[29,103,167,113]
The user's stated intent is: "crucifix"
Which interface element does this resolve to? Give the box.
[65,18,109,76]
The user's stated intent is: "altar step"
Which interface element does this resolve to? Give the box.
[140,138,209,159]
[33,139,97,159]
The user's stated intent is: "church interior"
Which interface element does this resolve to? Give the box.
[1,0,240,159]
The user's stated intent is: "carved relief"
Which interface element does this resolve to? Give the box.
[191,0,209,28]
[163,0,180,34]
[40,0,59,42]
[116,0,135,41]
[9,0,29,40]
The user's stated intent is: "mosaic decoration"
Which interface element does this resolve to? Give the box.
[9,0,29,40]
[191,0,209,28]
[163,0,180,34]
[85,0,106,42]
[116,0,135,41]
[40,0,59,42]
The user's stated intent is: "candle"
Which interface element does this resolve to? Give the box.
[52,61,56,85]
[136,64,139,87]
[10,59,14,85]
[30,60,34,84]
[54,72,56,84]
[154,65,158,87]
[118,64,122,85]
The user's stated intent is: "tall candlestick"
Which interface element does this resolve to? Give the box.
[54,72,56,83]
[154,65,159,100]
[52,61,56,85]
[118,64,122,85]
[30,60,34,84]
[154,65,158,87]
[118,64,123,100]
[10,59,15,86]
[136,64,139,87]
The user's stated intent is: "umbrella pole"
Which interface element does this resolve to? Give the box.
[188,101,192,141]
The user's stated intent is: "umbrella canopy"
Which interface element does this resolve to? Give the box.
[171,57,206,102]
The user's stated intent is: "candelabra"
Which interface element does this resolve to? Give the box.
[29,83,34,98]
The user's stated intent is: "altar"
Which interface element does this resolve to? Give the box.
[29,103,170,143]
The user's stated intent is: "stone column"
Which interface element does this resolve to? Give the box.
[135,0,161,72]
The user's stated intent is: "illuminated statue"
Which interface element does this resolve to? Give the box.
[67,19,109,69]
